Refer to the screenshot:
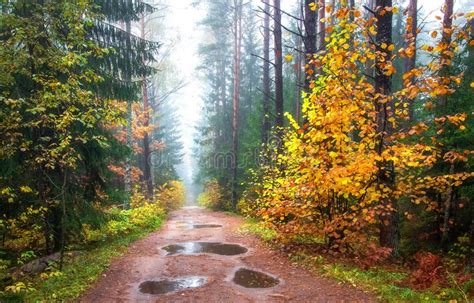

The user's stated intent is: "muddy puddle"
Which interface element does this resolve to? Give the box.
[174,221,222,229]
[139,277,207,295]
[162,242,247,256]
[232,268,279,288]
[191,224,222,229]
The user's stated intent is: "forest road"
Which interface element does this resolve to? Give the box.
[82,207,375,302]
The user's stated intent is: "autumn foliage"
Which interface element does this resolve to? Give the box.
[245,5,474,259]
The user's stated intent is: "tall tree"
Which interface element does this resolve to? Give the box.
[0,0,158,253]
[374,0,399,254]
[274,0,284,132]
[304,0,318,92]
[231,0,243,208]
[319,0,326,50]
[439,0,454,108]
[439,0,455,248]
[123,19,133,208]
[262,0,272,144]
[404,0,418,123]
[295,0,304,124]
[140,13,153,197]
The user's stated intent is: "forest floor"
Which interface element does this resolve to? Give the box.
[82,206,374,302]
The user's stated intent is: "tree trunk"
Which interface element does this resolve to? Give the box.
[274,0,284,133]
[231,0,243,209]
[304,0,318,93]
[59,170,68,270]
[438,0,453,107]
[319,0,326,50]
[221,53,227,147]
[295,0,304,125]
[469,17,474,272]
[364,0,375,79]
[262,0,271,143]
[140,14,153,198]
[404,0,417,123]
[437,0,454,248]
[375,0,399,255]
[470,213,474,271]
[441,164,455,248]
[124,19,132,208]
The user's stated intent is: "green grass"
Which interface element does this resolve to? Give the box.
[238,218,277,241]
[240,218,472,303]
[1,216,165,302]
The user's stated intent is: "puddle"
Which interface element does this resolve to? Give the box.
[232,268,279,288]
[162,242,247,256]
[139,277,207,295]
[174,222,222,230]
[191,224,222,229]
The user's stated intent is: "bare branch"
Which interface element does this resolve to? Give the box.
[251,53,276,67]
[363,5,377,16]
[257,6,304,38]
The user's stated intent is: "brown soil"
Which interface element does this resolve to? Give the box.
[81,207,375,302]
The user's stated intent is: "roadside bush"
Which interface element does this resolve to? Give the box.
[1,180,184,298]
[198,179,230,210]
[82,182,185,243]
[155,180,185,212]
[236,190,259,216]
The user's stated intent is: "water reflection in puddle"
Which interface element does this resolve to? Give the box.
[139,277,207,295]
[162,242,247,256]
[232,268,279,288]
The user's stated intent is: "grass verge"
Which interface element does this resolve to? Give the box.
[1,216,165,302]
[239,218,473,303]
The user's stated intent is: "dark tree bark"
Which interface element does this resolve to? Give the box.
[303,0,318,92]
[439,0,453,108]
[231,0,243,208]
[319,0,326,50]
[262,0,271,143]
[274,0,284,132]
[404,0,417,123]
[374,0,399,255]
[439,0,454,249]
[295,0,304,124]
[141,13,153,197]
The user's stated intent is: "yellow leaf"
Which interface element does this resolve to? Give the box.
[20,186,33,193]
[284,54,293,62]
[431,31,438,38]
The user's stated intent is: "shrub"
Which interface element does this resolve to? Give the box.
[236,190,259,216]
[198,179,230,210]
[408,252,445,290]
[154,180,185,212]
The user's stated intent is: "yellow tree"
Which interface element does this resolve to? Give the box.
[253,3,474,256]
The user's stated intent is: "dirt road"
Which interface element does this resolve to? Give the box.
[82,207,374,302]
